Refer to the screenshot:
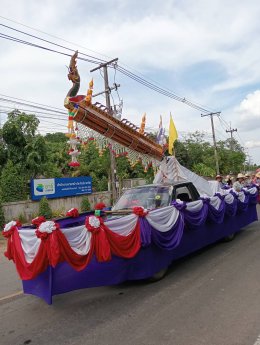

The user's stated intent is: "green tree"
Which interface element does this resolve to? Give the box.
[116,156,131,180]
[175,132,246,176]
[79,142,110,191]
[44,132,69,177]
[217,139,245,174]
[25,135,48,177]
[2,110,40,166]
[192,163,215,177]
[131,161,146,178]
[0,128,7,172]
[0,160,27,202]
[0,196,5,228]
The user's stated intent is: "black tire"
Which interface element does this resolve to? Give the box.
[149,267,168,282]
[222,233,235,242]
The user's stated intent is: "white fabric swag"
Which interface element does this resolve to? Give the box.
[16,189,254,264]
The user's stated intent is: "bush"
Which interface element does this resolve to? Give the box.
[18,213,27,224]
[80,196,91,212]
[39,196,52,219]
[52,208,65,218]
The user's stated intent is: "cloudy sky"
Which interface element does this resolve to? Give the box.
[0,0,260,165]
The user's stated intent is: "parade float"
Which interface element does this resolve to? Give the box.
[2,53,259,304]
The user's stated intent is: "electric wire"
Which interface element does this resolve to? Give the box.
[0,23,218,114]
[0,32,101,65]
[0,105,67,118]
[0,15,111,60]
[113,65,121,103]
[0,94,67,112]
[2,15,204,111]
[115,65,212,113]
[0,97,67,115]
[0,23,106,63]
[2,19,252,157]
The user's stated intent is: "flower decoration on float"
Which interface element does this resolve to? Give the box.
[2,220,22,237]
[85,215,103,233]
[66,208,79,218]
[132,206,148,217]
[35,221,60,240]
[94,202,106,216]
[66,103,81,167]
[68,132,81,167]
[31,216,46,227]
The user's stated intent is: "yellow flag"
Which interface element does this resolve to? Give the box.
[168,113,178,155]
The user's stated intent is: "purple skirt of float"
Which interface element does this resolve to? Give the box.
[22,204,258,304]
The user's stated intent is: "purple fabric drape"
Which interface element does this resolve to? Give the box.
[237,195,249,212]
[185,202,209,227]
[249,192,258,204]
[139,214,184,250]
[225,199,238,216]
[172,200,208,227]
[139,217,152,247]
[150,213,184,250]
[208,199,226,224]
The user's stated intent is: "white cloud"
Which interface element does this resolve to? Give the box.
[235,90,260,132]
[239,90,260,120]
[245,140,260,149]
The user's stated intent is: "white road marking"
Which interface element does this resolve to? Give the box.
[253,335,260,345]
[0,291,23,302]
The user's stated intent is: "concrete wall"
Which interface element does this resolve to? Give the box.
[3,191,112,222]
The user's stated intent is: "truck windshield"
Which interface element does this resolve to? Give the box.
[112,186,171,211]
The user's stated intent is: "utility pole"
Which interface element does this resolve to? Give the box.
[201,112,221,175]
[226,126,237,151]
[90,58,119,204]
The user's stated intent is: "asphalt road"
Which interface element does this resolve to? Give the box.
[0,206,259,345]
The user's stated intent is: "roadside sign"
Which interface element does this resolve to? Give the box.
[31,176,92,200]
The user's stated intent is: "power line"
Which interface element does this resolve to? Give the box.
[0,15,112,60]
[0,31,101,65]
[0,23,106,63]
[4,19,250,156]
[116,65,213,113]
[0,97,67,115]
[0,22,220,114]
[0,94,67,112]
[0,104,67,118]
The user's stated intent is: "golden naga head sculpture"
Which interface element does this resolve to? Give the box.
[67,50,80,83]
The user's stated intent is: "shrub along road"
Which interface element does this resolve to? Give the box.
[0,206,259,345]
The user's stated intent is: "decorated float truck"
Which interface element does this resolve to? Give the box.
[2,52,258,304]
[3,172,258,304]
